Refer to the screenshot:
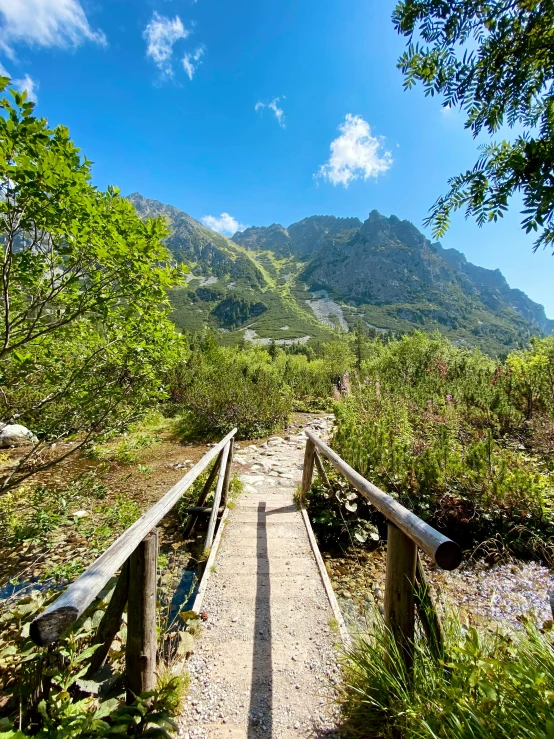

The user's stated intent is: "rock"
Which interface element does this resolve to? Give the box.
[0,423,38,448]
[72,510,89,519]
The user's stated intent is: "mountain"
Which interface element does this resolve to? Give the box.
[127,193,335,343]
[127,193,554,355]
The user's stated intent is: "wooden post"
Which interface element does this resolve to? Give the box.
[384,522,417,675]
[86,561,129,677]
[30,429,237,648]
[314,449,331,489]
[182,451,223,538]
[221,437,234,508]
[300,438,315,506]
[204,442,231,551]
[126,529,158,702]
[302,430,462,571]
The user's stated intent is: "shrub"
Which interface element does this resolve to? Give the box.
[340,609,554,739]
[0,80,186,491]
[332,332,554,559]
[177,345,292,438]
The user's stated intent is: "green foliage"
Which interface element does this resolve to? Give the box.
[174,343,292,439]
[0,588,185,738]
[394,0,554,250]
[210,296,267,328]
[88,433,159,466]
[331,331,554,558]
[168,333,354,437]
[0,81,186,491]
[306,468,380,549]
[0,470,141,588]
[340,608,554,738]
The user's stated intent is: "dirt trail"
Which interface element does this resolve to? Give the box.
[179,416,341,739]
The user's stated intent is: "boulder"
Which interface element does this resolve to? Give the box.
[0,424,38,448]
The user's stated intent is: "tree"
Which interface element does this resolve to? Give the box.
[0,79,186,490]
[393,1,554,251]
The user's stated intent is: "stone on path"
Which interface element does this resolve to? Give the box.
[179,418,341,738]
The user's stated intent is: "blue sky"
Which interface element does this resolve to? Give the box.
[2,0,554,316]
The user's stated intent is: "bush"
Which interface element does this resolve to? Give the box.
[275,353,335,411]
[332,332,554,559]
[340,609,554,738]
[176,345,292,438]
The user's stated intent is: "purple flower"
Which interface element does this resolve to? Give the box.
[446,394,453,402]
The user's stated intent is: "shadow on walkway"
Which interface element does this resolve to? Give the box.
[248,501,273,737]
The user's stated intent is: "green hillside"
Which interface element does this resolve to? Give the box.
[128,194,554,355]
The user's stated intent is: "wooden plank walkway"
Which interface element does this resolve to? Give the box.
[179,417,341,739]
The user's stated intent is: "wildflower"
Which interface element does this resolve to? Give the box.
[446,394,453,402]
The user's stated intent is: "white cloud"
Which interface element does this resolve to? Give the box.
[0,0,106,58]
[143,12,190,76]
[14,73,38,102]
[201,213,248,236]
[183,45,204,80]
[316,114,392,187]
[255,97,285,128]
[0,63,39,103]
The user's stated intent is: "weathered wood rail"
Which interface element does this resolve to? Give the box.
[29,428,237,701]
[27,423,460,706]
[301,430,462,672]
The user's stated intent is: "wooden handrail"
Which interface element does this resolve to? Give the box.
[304,430,461,571]
[302,429,461,675]
[30,428,237,646]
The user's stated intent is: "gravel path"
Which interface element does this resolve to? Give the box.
[179,417,342,739]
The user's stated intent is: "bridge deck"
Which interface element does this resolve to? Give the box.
[179,418,341,738]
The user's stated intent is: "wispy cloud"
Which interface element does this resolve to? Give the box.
[0,0,106,59]
[0,63,38,102]
[14,73,38,102]
[255,97,285,128]
[143,12,190,77]
[316,114,392,187]
[183,45,204,80]
[201,213,248,236]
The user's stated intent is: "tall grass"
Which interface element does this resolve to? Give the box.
[340,609,554,738]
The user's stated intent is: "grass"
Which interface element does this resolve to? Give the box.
[339,607,554,738]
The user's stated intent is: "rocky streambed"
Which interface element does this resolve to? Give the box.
[323,545,554,633]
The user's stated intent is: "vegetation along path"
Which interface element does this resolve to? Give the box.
[179,416,342,738]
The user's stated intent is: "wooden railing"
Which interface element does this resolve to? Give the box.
[29,428,237,701]
[301,430,462,671]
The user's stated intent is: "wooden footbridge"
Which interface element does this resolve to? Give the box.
[30,421,461,737]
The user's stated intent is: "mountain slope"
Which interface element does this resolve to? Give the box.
[127,193,553,355]
[127,193,335,343]
[234,210,554,352]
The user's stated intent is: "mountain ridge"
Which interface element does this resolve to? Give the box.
[127,193,553,354]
